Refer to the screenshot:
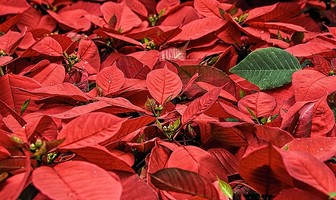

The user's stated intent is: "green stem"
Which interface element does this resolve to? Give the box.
[0,66,4,76]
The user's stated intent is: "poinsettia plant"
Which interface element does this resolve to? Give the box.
[0,0,336,199]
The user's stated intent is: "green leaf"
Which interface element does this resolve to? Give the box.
[217,177,233,199]
[20,98,31,116]
[230,47,301,90]
[329,192,336,199]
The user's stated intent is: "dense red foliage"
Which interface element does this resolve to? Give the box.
[0,0,336,199]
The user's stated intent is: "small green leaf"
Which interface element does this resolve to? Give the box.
[225,118,239,122]
[230,47,301,90]
[329,192,336,199]
[20,98,31,116]
[246,107,258,121]
[217,177,233,199]
[173,118,180,130]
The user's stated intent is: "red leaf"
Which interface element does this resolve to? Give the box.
[286,40,335,57]
[146,66,182,105]
[281,150,336,197]
[246,2,301,22]
[57,112,126,149]
[247,22,307,32]
[115,56,151,79]
[101,1,142,32]
[26,63,65,86]
[0,15,19,33]
[217,22,241,44]
[129,50,159,70]
[77,39,100,74]
[153,27,182,47]
[150,168,220,200]
[292,69,336,101]
[96,66,125,96]
[171,18,227,42]
[312,55,333,75]
[238,92,277,118]
[0,74,41,113]
[117,171,158,199]
[210,122,250,147]
[0,0,30,16]
[47,9,91,31]
[286,137,336,161]
[167,145,227,182]
[0,30,22,55]
[17,7,56,31]
[194,0,231,18]
[311,96,335,136]
[0,173,26,200]
[156,0,179,14]
[100,115,155,146]
[72,145,134,172]
[32,37,63,57]
[125,0,148,17]
[182,87,221,124]
[217,102,254,123]
[26,83,90,102]
[196,81,237,102]
[274,188,324,200]
[208,148,239,176]
[0,145,10,160]
[254,125,294,148]
[32,161,122,200]
[239,145,292,195]
[147,141,170,185]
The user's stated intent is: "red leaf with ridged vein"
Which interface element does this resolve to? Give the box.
[238,92,277,118]
[115,56,150,79]
[27,63,65,86]
[210,122,250,147]
[78,39,100,74]
[171,18,227,42]
[208,148,239,176]
[239,145,292,195]
[0,146,10,160]
[17,8,56,31]
[101,1,142,32]
[194,0,230,18]
[0,0,30,16]
[292,70,336,101]
[32,161,122,200]
[311,96,335,136]
[71,146,134,172]
[0,74,41,113]
[196,81,237,102]
[151,168,220,200]
[146,66,182,105]
[218,102,254,123]
[118,171,158,200]
[286,137,336,162]
[32,37,63,57]
[26,83,90,102]
[281,150,336,197]
[100,115,155,146]
[182,87,221,124]
[0,173,25,200]
[96,66,125,95]
[246,2,301,22]
[247,22,307,32]
[154,27,182,47]
[167,146,227,182]
[57,112,126,149]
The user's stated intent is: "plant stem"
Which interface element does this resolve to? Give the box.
[0,66,4,76]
